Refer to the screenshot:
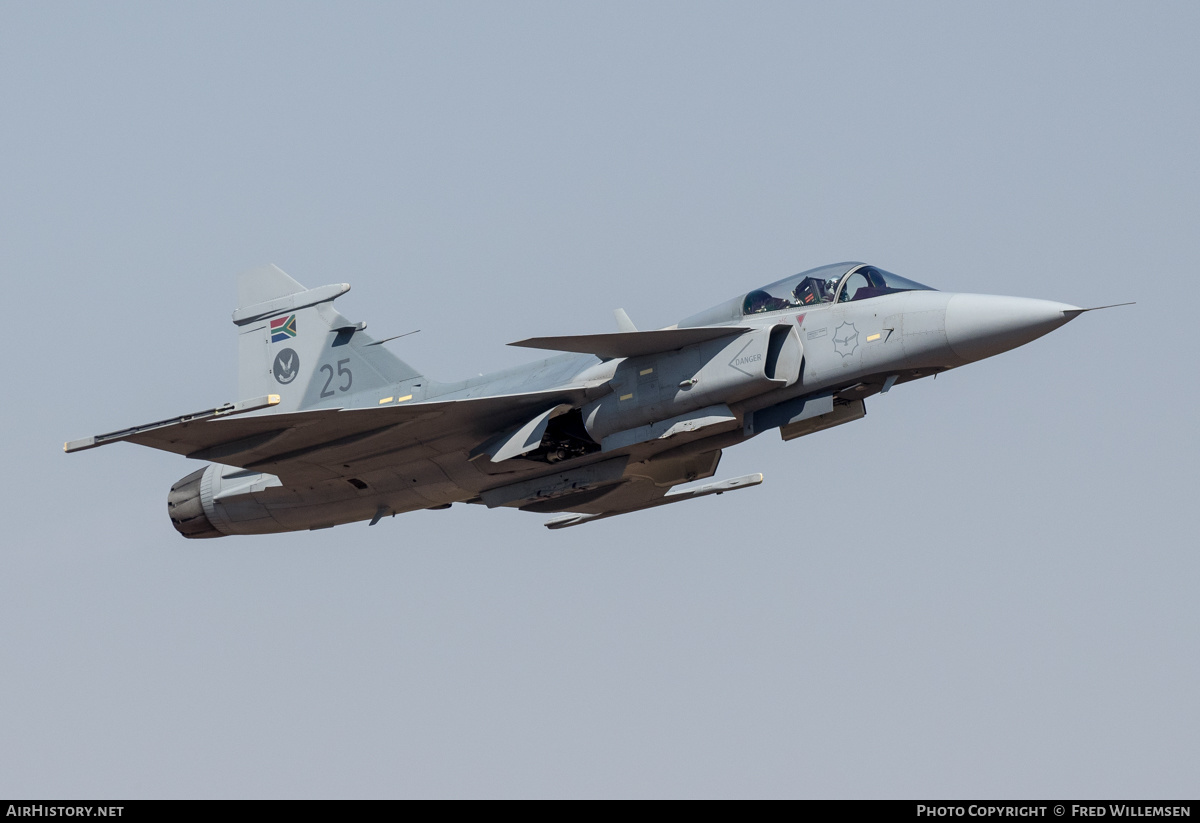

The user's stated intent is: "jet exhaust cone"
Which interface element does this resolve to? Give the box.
[167,468,223,539]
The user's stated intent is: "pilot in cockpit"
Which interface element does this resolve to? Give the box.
[744,289,792,314]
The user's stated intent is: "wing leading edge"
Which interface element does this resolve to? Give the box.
[508,325,752,359]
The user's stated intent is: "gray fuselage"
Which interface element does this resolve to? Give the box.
[172,261,1080,536]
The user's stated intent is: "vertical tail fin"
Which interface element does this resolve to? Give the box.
[233,264,424,412]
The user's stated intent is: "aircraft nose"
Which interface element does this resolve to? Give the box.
[944,294,1082,364]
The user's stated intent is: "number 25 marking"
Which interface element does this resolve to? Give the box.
[320,359,353,397]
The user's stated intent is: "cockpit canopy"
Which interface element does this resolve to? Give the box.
[677,262,936,328]
[742,264,935,315]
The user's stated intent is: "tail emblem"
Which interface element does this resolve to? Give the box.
[273,348,299,384]
[270,314,298,343]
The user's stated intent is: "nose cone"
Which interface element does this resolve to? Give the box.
[945,294,1081,364]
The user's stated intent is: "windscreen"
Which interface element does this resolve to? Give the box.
[837,266,935,303]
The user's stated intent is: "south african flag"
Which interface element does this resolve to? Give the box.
[270,314,297,343]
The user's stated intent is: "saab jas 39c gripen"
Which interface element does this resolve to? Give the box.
[66,262,1119,536]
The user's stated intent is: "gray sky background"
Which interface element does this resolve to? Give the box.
[2,1,1197,798]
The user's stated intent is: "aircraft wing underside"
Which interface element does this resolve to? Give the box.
[66,386,600,484]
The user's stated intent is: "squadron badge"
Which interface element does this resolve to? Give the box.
[273,348,299,384]
[833,321,859,357]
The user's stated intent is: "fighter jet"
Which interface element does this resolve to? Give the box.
[65,262,1120,536]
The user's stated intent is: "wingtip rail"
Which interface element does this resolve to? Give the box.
[64,394,281,454]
